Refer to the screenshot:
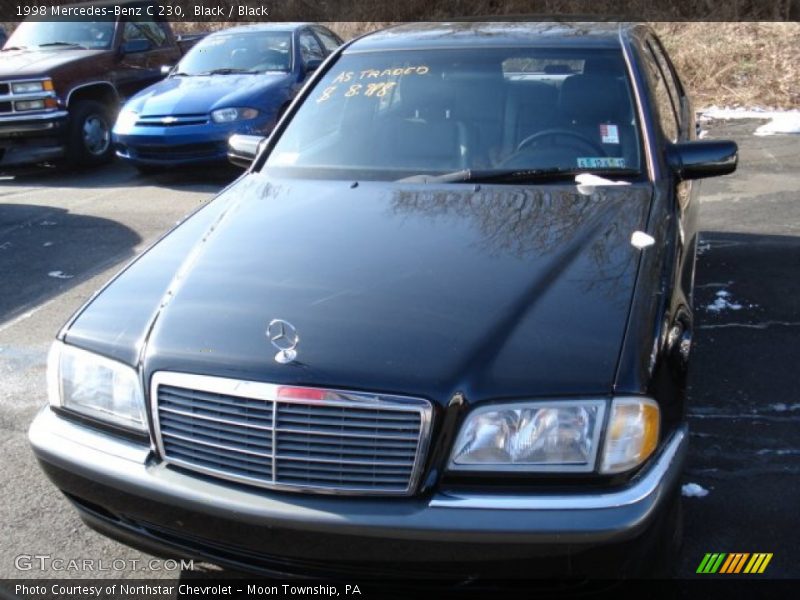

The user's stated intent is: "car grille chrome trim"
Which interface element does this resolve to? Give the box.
[151,372,433,496]
[136,114,209,126]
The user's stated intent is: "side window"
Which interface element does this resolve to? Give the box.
[122,18,167,48]
[298,30,324,64]
[314,28,342,54]
[647,39,683,123]
[643,46,679,142]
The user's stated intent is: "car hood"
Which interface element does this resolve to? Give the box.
[66,175,653,406]
[0,48,107,77]
[126,73,292,115]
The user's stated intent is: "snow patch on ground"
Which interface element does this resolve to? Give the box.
[755,113,800,136]
[770,403,800,412]
[698,106,800,136]
[682,483,710,498]
[756,449,800,456]
[706,290,743,313]
[47,271,73,279]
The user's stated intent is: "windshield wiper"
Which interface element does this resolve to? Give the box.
[199,68,259,76]
[38,42,87,49]
[399,167,640,184]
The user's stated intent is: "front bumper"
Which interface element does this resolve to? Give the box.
[29,407,687,577]
[114,120,271,167]
[0,111,69,166]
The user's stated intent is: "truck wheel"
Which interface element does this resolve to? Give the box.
[67,101,114,166]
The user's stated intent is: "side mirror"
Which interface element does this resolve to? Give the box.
[228,134,267,169]
[160,65,174,76]
[120,39,151,55]
[667,140,738,181]
[304,58,323,73]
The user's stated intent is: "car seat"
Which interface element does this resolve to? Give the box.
[557,73,639,167]
[372,72,470,171]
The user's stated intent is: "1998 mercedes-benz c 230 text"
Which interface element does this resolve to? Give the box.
[30,22,738,578]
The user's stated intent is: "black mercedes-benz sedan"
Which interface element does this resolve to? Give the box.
[30,22,737,578]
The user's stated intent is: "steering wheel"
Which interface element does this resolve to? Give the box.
[516,128,607,156]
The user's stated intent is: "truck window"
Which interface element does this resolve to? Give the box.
[122,18,168,49]
[5,20,115,50]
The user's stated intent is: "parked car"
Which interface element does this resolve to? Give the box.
[31,22,737,578]
[0,0,202,168]
[113,23,342,172]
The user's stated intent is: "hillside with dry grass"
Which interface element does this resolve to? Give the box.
[324,22,800,108]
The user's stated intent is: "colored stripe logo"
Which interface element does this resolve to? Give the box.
[697,553,773,574]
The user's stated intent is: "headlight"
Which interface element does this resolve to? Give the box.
[211,107,259,123]
[114,109,139,133]
[599,397,659,474]
[47,341,146,432]
[15,99,45,111]
[449,400,606,472]
[12,79,53,94]
[449,397,660,474]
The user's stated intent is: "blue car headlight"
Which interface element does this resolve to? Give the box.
[211,107,259,123]
[115,108,139,134]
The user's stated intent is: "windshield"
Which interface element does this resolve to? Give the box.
[264,48,643,181]
[5,20,114,50]
[177,32,292,75]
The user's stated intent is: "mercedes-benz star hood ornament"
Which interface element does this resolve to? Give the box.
[267,319,299,364]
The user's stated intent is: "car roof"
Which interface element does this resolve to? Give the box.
[206,23,316,36]
[346,22,637,53]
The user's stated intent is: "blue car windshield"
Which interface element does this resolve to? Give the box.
[177,32,292,75]
[6,20,114,50]
[264,48,643,181]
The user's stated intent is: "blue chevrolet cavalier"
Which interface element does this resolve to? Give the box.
[113,23,342,171]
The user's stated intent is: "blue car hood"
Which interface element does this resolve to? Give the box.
[127,73,292,116]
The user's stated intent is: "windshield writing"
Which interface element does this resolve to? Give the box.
[265,48,643,181]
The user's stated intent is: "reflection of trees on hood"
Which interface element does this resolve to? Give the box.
[389,185,649,301]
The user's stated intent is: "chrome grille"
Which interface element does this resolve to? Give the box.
[136,114,209,127]
[152,372,433,496]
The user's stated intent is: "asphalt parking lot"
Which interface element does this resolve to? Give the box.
[0,120,798,580]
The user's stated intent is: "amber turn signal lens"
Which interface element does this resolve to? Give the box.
[600,397,660,474]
